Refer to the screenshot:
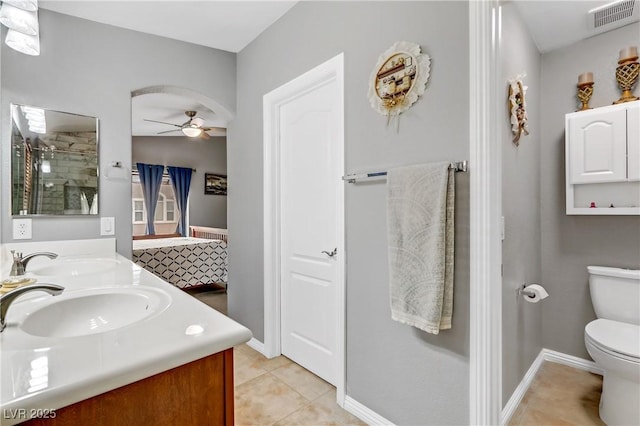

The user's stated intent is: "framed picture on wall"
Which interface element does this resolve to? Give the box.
[204,173,227,195]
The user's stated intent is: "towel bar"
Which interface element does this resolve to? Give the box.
[342,160,468,183]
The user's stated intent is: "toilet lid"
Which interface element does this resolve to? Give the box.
[585,319,640,359]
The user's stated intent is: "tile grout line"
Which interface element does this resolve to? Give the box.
[259,372,313,426]
[233,372,309,426]
[234,345,355,425]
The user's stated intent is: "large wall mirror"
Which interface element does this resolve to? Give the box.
[10,104,99,216]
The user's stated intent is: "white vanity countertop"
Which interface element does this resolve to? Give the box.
[0,250,251,424]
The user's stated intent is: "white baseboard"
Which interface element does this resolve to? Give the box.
[501,348,603,425]
[343,395,395,426]
[246,338,266,356]
[501,350,545,425]
[541,348,603,375]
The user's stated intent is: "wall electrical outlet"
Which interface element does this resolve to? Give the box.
[13,218,32,240]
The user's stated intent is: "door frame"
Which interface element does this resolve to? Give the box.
[263,53,346,404]
[469,1,503,424]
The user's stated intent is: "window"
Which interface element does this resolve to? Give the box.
[133,200,144,223]
[131,181,179,234]
[166,200,175,221]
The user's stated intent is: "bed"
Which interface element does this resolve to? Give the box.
[190,226,228,242]
[132,236,227,290]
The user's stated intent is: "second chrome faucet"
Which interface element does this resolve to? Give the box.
[10,251,58,276]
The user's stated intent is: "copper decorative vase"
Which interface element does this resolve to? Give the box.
[577,82,594,111]
[613,57,639,104]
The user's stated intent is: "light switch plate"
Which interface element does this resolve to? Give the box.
[101,217,115,236]
[13,218,32,240]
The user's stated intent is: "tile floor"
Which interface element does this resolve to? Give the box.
[233,344,365,425]
[509,362,604,426]
[190,288,364,425]
[191,289,608,426]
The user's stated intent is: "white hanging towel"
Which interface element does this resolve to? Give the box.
[387,162,455,334]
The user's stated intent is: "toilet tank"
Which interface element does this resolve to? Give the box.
[588,266,640,324]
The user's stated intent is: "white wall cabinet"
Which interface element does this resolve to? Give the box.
[565,102,640,215]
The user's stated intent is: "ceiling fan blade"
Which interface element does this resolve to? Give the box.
[201,127,226,132]
[157,129,182,135]
[144,119,182,128]
[199,131,211,140]
[191,117,204,127]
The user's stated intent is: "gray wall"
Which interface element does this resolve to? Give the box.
[540,22,640,359]
[229,2,470,424]
[1,9,236,257]
[500,3,543,405]
[132,136,227,230]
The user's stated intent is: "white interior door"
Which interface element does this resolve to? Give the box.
[279,72,342,386]
[264,53,344,398]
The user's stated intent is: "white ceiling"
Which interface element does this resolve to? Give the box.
[40,1,638,57]
[513,0,639,53]
[39,1,297,53]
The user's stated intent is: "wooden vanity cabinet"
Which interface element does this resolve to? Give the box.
[22,349,234,426]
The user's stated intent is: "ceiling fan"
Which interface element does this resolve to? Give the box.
[144,110,224,139]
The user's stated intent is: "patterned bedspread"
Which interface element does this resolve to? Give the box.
[132,237,227,289]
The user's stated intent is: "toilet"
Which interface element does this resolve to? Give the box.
[585,266,640,426]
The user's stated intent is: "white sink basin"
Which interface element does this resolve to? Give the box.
[20,288,171,338]
[30,258,120,277]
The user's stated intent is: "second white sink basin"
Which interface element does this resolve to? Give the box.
[30,258,120,277]
[20,288,171,338]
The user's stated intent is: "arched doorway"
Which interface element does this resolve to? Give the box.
[130,85,233,315]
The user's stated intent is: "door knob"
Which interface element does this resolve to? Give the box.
[321,248,337,257]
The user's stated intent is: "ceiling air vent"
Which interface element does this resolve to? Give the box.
[589,0,639,32]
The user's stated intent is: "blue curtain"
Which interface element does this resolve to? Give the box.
[167,166,193,237]
[137,163,165,235]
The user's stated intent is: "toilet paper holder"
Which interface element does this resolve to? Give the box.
[518,285,536,298]
[517,284,549,303]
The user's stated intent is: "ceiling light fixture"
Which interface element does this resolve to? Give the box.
[0,0,40,56]
[5,29,40,55]
[182,126,202,138]
[0,3,38,35]
[2,0,38,12]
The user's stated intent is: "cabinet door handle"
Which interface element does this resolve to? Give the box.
[321,248,337,258]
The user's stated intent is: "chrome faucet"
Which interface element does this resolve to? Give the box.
[10,251,58,276]
[0,283,64,332]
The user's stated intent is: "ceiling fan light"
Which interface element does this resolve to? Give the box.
[2,0,38,12]
[182,126,202,137]
[0,3,39,35]
[191,117,204,127]
[5,28,40,56]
